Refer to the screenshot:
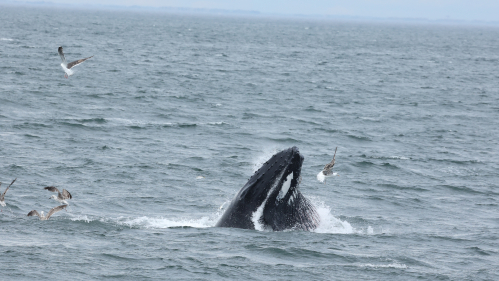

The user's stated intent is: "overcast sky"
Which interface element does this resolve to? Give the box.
[8,0,499,22]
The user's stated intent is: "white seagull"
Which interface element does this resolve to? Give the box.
[317,147,339,183]
[0,178,16,208]
[27,205,67,220]
[58,46,93,78]
[44,186,72,204]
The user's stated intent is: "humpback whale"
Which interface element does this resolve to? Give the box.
[216,147,319,231]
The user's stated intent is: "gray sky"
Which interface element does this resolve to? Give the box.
[9,0,499,22]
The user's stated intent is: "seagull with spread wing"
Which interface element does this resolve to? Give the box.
[317,147,339,183]
[44,186,72,204]
[0,178,16,208]
[27,205,67,220]
[58,46,93,78]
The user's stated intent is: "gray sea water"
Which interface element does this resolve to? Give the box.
[1,6,499,280]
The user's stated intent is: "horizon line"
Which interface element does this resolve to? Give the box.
[2,0,499,26]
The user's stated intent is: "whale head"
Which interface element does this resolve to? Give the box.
[216,146,319,231]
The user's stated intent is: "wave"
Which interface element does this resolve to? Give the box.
[380,162,400,169]
[70,215,97,223]
[50,117,232,130]
[117,216,214,229]
[67,201,368,235]
[360,154,410,160]
[438,184,484,195]
[346,134,372,141]
[77,117,107,124]
[68,214,215,229]
[100,118,233,129]
[207,121,229,126]
[313,202,354,234]
[353,263,408,269]
[263,136,303,144]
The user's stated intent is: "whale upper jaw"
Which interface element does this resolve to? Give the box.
[216,146,319,231]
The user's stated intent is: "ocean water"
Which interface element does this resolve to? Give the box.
[1,6,499,280]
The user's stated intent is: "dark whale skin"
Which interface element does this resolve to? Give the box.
[216,147,319,231]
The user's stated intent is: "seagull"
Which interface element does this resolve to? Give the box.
[27,205,67,220]
[58,46,93,78]
[317,147,339,183]
[44,186,72,204]
[0,178,16,208]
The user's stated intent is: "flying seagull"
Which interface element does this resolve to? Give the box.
[58,46,93,78]
[27,205,67,220]
[0,178,16,208]
[317,147,339,183]
[44,186,72,204]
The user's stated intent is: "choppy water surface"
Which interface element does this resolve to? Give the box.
[1,6,499,280]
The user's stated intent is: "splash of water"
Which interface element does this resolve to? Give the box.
[313,202,354,234]
[118,216,214,229]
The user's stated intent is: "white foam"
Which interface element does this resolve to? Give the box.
[69,214,120,225]
[65,200,367,235]
[207,121,226,125]
[70,215,94,223]
[118,216,214,229]
[388,156,409,160]
[367,225,374,234]
[358,263,408,269]
[313,203,354,234]
[69,212,220,229]
[251,197,357,234]
[1,38,14,41]
[65,195,366,235]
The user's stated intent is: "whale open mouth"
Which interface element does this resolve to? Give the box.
[216,146,319,231]
[265,147,303,205]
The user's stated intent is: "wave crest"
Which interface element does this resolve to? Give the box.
[117,216,214,229]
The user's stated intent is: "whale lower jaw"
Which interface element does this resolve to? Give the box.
[216,147,320,231]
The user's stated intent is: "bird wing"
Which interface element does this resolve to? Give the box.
[323,147,338,171]
[46,205,67,219]
[323,162,334,171]
[67,56,93,69]
[62,189,72,200]
[44,186,60,193]
[27,210,41,218]
[2,178,16,199]
[58,46,67,66]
